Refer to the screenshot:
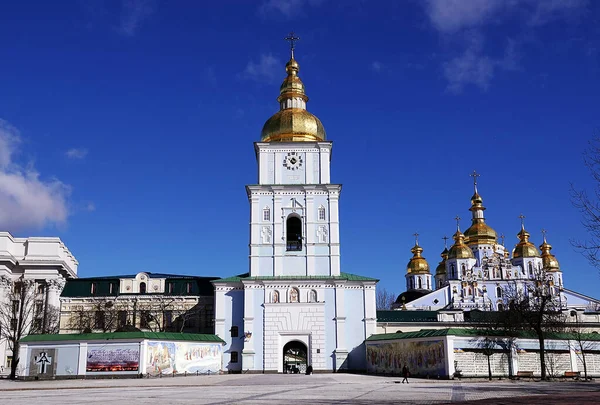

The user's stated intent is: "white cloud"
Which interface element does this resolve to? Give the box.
[86,202,96,212]
[260,0,324,17]
[425,0,505,33]
[117,0,156,36]
[0,119,70,232]
[370,61,383,73]
[66,148,88,159]
[241,54,282,84]
[423,0,587,93]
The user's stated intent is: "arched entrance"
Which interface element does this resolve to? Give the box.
[283,341,307,374]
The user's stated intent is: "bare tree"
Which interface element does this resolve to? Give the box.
[500,270,567,380]
[68,298,120,333]
[376,288,396,310]
[571,133,600,272]
[568,311,595,381]
[0,277,37,379]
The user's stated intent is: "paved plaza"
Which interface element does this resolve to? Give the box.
[0,373,598,404]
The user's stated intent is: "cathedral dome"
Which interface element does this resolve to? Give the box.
[435,247,449,275]
[540,234,560,271]
[260,55,326,143]
[406,244,430,274]
[512,224,540,259]
[448,230,475,259]
[464,192,498,246]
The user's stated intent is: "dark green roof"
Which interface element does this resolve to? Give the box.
[214,272,378,283]
[21,332,225,343]
[61,275,219,298]
[367,328,600,342]
[377,310,438,323]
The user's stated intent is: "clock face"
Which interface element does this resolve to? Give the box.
[283,152,303,171]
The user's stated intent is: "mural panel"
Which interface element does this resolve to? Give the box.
[367,339,446,377]
[146,341,222,375]
[86,344,140,372]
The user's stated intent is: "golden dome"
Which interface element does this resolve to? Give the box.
[448,229,475,259]
[407,244,430,274]
[540,234,560,271]
[512,225,540,259]
[261,109,326,142]
[260,56,326,143]
[464,192,498,246]
[436,248,449,275]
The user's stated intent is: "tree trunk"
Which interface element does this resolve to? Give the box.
[581,348,588,381]
[9,340,19,380]
[487,355,492,381]
[538,335,546,380]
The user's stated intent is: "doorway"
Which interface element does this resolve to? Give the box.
[283,341,307,374]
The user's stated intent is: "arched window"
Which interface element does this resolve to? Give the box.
[528,262,533,277]
[289,288,299,303]
[427,278,430,290]
[409,278,414,289]
[286,215,302,251]
[273,290,279,303]
[467,287,472,296]
[263,207,271,222]
[417,277,422,289]
[309,290,317,303]
[451,264,456,278]
[318,206,326,221]
[461,264,466,277]
[497,303,504,311]
[140,282,146,294]
[496,286,503,298]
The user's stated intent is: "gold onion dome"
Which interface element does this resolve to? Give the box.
[261,54,326,143]
[512,222,540,258]
[448,228,475,259]
[463,190,498,246]
[540,233,560,271]
[436,247,449,275]
[407,243,430,274]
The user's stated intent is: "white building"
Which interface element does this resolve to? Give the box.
[394,179,600,313]
[0,232,78,373]
[213,46,377,373]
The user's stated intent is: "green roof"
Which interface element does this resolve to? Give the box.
[21,332,225,344]
[377,310,438,323]
[213,272,378,283]
[367,328,600,342]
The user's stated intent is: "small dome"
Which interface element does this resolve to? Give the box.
[513,226,540,258]
[395,289,429,305]
[261,108,326,142]
[448,230,475,259]
[540,237,560,271]
[436,248,449,275]
[406,244,430,274]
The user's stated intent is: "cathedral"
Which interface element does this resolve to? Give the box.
[394,177,600,313]
[212,37,377,373]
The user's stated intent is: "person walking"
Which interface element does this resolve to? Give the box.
[402,365,409,384]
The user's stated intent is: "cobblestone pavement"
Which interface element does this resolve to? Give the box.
[0,374,598,404]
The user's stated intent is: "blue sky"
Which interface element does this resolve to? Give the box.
[1,0,599,299]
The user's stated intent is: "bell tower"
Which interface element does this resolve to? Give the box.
[246,33,341,278]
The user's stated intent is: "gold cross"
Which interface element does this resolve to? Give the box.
[284,32,300,57]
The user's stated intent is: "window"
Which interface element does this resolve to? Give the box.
[497,303,504,311]
[186,282,192,294]
[140,310,151,329]
[167,283,174,294]
[231,326,239,337]
[95,311,106,330]
[14,283,21,295]
[417,278,422,289]
[109,283,114,294]
[35,301,43,316]
[286,215,302,251]
[118,310,128,327]
[309,290,317,303]
[140,282,147,294]
[37,284,45,295]
[33,318,42,331]
[496,286,503,298]
[528,262,533,277]
[10,318,17,331]
[318,206,326,221]
[450,264,455,278]
[204,306,214,328]
[12,300,19,315]
[263,207,271,222]
[231,351,239,363]
[289,288,299,303]
[91,283,97,295]
[272,290,279,303]
[461,264,466,277]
